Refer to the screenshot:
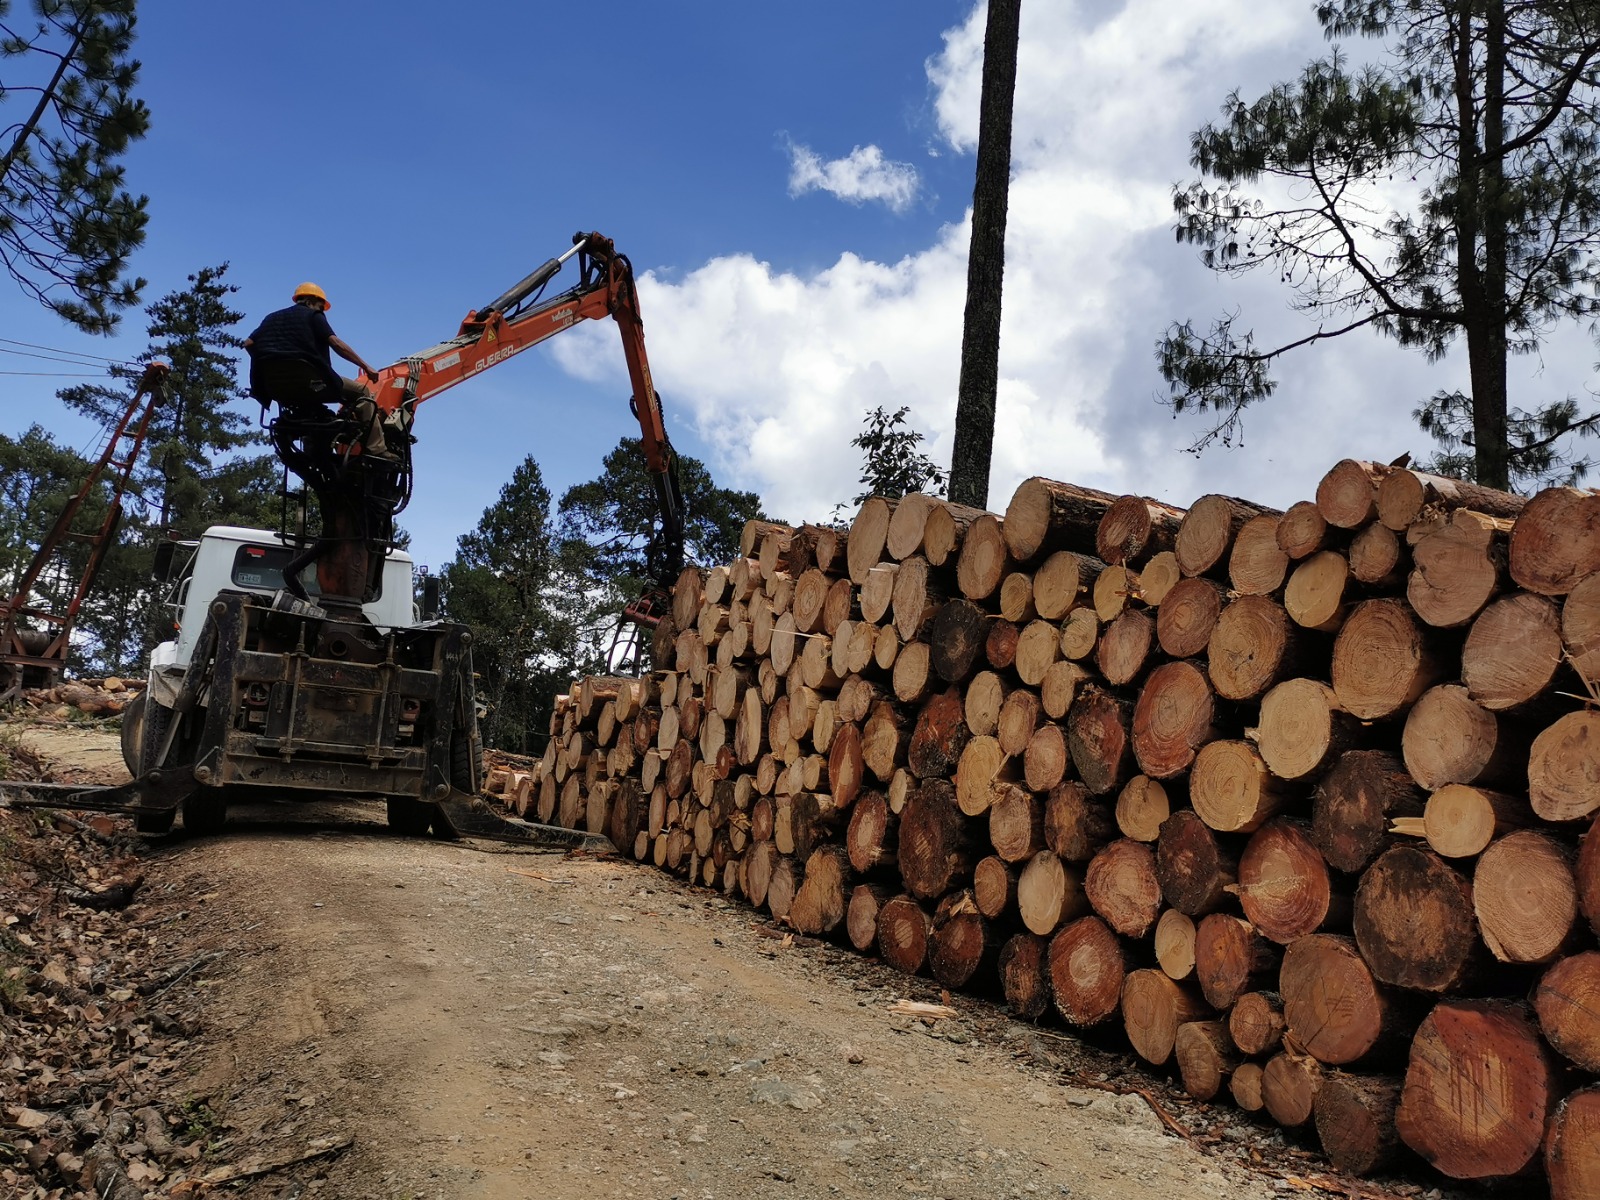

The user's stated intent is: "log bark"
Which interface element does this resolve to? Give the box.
[1281,934,1393,1065]
[1312,750,1424,874]
[1175,1020,1239,1102]
[1195,913,1277,1010]
[1176,493,1276,578]
[1546,1085,1600,1200]
[1229,990,1286,1056]
[1314,1074,1402,1176]
[1229,514,1289,595]
[1121,969,1209,1065]
[1017,849,1088,935]
[1131,661,1214,780]
[1083,838,1161,938]
[898,778,974,900]
[1331,598,1444,720]
[1043,781,1116,863]
[1096,494,1185,567]
[1003,476,1120,562]
[1067,687,1135,796]
[1534,952,1600,1073]
[929,599,989,683]
[1462,591,1563,711]
[1508,486,1600,596]
[876,893,931,975]
[1353,846,1478,994]
[1474,830,1578,964]
[956,513,1010,602]
[1048,915,1126,1027]
[1156,809,1237,917]
[1190,739,1286,833]
[1397,1000,1557,1180]
[1208,595,1301,701]
[1378,468,1526,529]
[1236,818,1336,943]
[908,687,969,778]
[999,932,1051,1019]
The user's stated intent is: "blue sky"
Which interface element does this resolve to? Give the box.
[3,2,1591,575]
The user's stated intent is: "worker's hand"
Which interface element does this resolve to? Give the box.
[363,367,380,384]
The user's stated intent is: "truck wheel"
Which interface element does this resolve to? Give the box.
[119,691,147,775]
[387,798,433,837]
[182,794,227,836]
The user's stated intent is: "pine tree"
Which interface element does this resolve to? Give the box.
[0,0,150,334]
[1160,1,1600,490]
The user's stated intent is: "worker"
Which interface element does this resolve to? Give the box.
[244,283,396,461]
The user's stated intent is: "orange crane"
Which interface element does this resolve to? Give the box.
[1,362,170,702]
[276,232,685,618]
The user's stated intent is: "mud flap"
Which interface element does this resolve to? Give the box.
[432,789,614,851]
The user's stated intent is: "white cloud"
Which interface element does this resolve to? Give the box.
[554,1,1569,526]
[786,142,921,214]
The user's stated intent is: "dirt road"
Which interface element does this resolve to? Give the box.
[6,721,1406,1200]
[163,811,1289,1200]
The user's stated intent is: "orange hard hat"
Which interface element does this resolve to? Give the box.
[292,281,330,309]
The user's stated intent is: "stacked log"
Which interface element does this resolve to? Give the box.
[515,463,1600,1196]
[21,676,143,718]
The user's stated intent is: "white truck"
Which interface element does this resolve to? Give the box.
[115,524,483,837]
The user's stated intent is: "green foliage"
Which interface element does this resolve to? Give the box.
[0,0,150,334]
[440,458,577,753]
[554,437,766,604]
[1160,2,1600,490]
[442,442,765,751]
[849,405,947,505]
[20,265,280,673]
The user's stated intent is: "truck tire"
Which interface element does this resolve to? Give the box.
[387,798,433,837]
[119,691,146,775]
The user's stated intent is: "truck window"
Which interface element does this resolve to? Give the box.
[229,544,369,599]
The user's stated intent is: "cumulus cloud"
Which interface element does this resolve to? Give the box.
[786,141,922,214]
[554,0,1551,524]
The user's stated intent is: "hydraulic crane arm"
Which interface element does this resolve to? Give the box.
[370,233,685,584]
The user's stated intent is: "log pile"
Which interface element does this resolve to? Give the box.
[515,467,1600,1195]
[19,677,143,718]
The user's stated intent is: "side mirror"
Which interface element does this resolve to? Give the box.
[151,540,178,581]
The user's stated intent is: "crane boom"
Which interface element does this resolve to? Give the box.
[371,232,678,492]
